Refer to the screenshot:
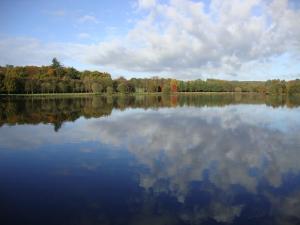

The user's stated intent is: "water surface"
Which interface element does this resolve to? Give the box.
[1,94,300,225]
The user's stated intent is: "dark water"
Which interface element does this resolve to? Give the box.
[1,94,300,225]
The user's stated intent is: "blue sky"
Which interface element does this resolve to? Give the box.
[0,0,300,80]
[0,0,132,43]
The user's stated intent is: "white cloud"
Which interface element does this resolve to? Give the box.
[76,0,300,79]
[87,0,300,79]
[1,0,300,79]
[88,106,300,197]
[138,0,157,9]
[78,15,99,24]
[0,37,86,66]
[77,32,91,39]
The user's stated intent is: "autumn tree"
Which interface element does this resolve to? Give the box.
[0,60,298,96]
[170,79,178,92]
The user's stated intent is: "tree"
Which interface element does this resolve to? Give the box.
[47,68,56,77]
[147,79,156,92]
[266,80,285,95]
[170,79,178,92]
[41,82,51,93]
[91,82,103,93]
[83,76,93,92]
[287,80,300,95]
[178,81,185,92]
[162,83,171,94]
[75,81,84,93]
[127,82,135,93]
[51,58,62,69]
[4,76,17,94]
[57,81,68,93]
[51,58,64,77]
[0,73,5,93]
[117,83,127,93]
[106,86,113,95]
[24,79,34,94]
[1,62,299,96]
[65,67,80,79]
[50,79,57,93]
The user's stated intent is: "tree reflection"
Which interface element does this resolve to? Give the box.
[0,94,299,131]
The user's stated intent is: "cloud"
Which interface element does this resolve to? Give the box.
[137,0,157,9]
[180,202,243,224]
[0,37,86,66]
[78,15,99,24]
[1,0,300,79]
[79,0,300,79]
[77,32,91,39]
[83,106,300,198]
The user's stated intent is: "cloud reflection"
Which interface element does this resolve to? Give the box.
[86,106,300,196]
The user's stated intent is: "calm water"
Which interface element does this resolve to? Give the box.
[1,94,300,225]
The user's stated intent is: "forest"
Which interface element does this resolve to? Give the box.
[0,58,300,95]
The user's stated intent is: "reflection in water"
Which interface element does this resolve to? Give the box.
[0,94,300,225]
[0,94,300,131]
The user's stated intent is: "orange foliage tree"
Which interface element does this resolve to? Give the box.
[170,79,178,92]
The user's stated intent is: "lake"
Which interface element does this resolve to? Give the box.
[1,94,300,225]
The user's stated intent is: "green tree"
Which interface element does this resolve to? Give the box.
[4,76,17,94]
[24,79,34,94]
[51,58,62,69]
[65,67,80,79]
[106,86,113,95]
[266,80,285,95]
[51,58,64,77]
[57,81,68,93]
[162,83,171,94]
[75,81,84,93]
[41,82,51,93]
[83,76,92,92]
[287,80,300,95]
[91,82,103,93]
[178,81,185,92]
[117,83,127,93]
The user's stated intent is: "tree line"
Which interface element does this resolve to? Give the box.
[0,58,300,95]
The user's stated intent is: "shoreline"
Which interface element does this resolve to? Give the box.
[0,92,267,97]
